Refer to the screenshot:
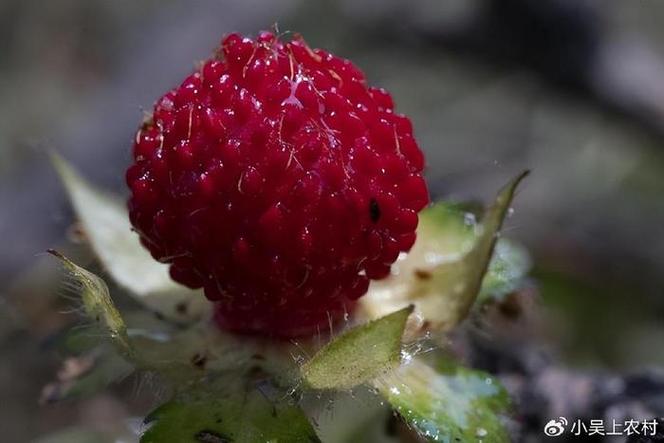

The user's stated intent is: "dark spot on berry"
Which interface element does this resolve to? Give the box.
[191,353,207,369]
[369,198,381,223]
[414,268,432,280]
[195,430,231,443]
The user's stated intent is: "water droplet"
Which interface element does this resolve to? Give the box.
[400,349,414,365]
[476,427,488,437]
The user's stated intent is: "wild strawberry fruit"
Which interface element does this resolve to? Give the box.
[126,31,428,337]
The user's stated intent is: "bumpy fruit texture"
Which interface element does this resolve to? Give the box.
[127,31,429,337]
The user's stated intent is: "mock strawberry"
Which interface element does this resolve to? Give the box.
[126,31,428,337]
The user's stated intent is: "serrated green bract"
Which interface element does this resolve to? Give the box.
[50,251,135,360]
[301,306,413,390]
[51,152,210,323]
[375,358,511,442]
[360,172,529,330]
[140,375,320,443]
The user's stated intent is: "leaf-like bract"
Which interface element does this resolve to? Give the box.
[301,306,413,390]
[50,251,134,359]
[361,172,529,330]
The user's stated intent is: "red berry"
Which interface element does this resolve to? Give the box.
[127,32,429,337]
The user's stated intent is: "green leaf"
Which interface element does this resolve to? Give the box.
[141,375,320,443]
[376,358,511,442]
[360,172,529,331]
[50,152,210,322]
[50,250,135,360]
[301,306,413,390]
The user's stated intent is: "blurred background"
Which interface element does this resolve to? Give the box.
[1,0,664,441]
